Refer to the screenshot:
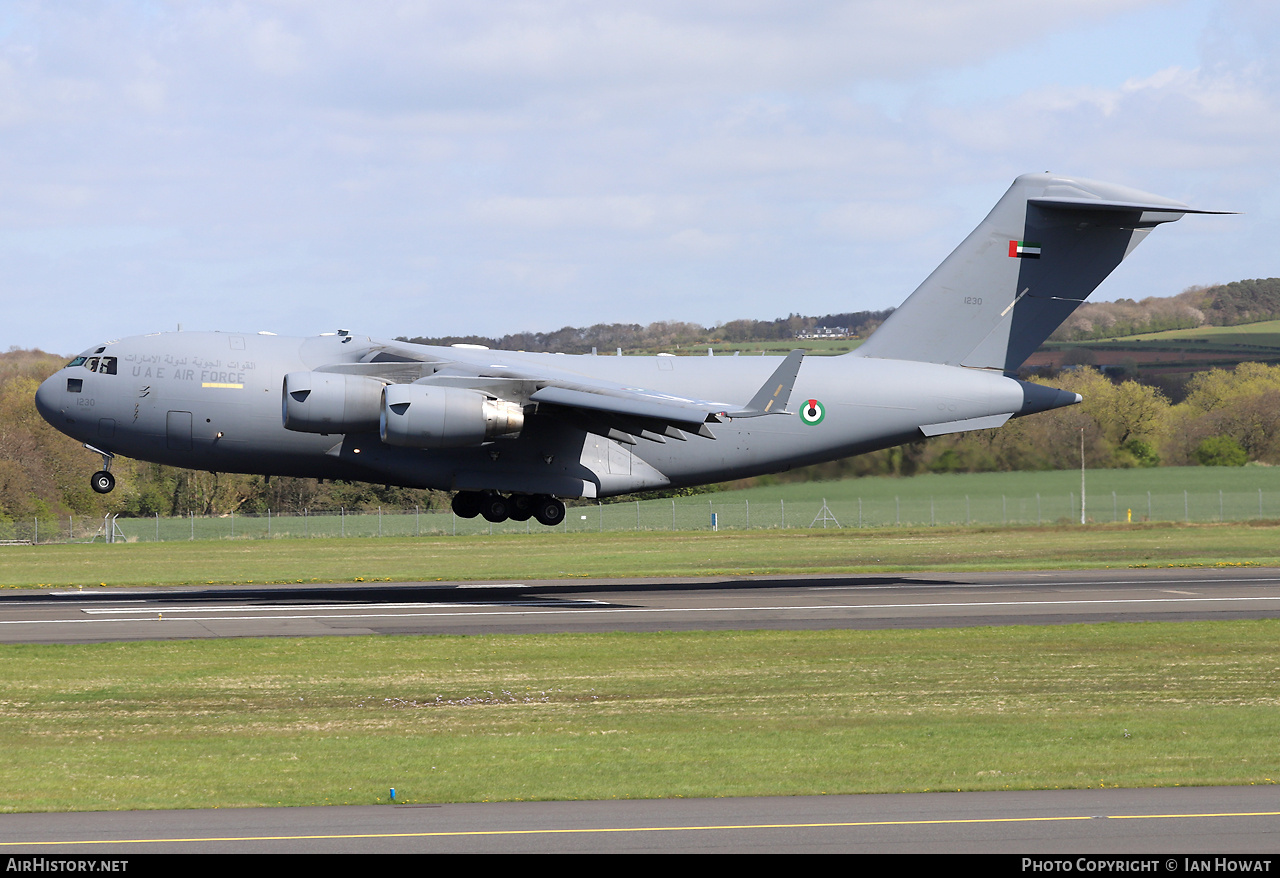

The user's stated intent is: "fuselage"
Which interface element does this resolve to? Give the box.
[34,329,1067,499]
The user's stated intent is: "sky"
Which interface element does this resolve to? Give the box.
[2,0,1277,355]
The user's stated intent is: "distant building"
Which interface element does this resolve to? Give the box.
[795,326,851,339]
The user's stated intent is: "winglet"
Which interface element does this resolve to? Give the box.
[726,349,804,418]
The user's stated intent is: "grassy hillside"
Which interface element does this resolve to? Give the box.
[1119,319,1280,348]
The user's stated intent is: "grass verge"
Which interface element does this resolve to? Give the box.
[3,622,1278,812]
[3,522,1280,588]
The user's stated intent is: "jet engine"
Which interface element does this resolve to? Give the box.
[380,383,524,448]
[282,371,385,434]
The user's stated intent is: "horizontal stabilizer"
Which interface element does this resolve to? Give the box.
[1029,196,1235,216]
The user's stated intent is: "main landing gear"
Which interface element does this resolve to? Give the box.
[451,491,566,527]
[85,444,116,494]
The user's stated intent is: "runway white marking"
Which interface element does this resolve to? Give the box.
[1,594,1279,627]
[79,600,610,614]
[809,576,1280,592]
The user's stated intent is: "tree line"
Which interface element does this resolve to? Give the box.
[744,363,1278,486]
[1050,278,1280,342]
[398,310,895,353]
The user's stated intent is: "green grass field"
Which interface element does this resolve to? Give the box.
[3,623,1278,811]
[1119,319,1280,348]
[7,468,1280,813]
[3,521,1280,588]
[20,466,1280,545]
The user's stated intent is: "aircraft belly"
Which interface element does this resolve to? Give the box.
[315,419,626,497]
[580,435,671,496]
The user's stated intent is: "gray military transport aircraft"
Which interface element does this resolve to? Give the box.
[35,173,1227,527]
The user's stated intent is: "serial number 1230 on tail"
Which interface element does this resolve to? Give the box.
[35,173,1229,526]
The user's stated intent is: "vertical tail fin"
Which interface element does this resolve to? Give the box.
[853,173,1228,373]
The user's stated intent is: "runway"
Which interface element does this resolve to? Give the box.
[5,567,1279,854]
[2,566,1280,644]
[2,786,1278,853]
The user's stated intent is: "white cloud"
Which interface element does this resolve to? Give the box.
[663,227,736,255]
[0,1,1272,350]
[466,194,693,231]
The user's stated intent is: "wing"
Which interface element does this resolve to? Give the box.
[315,340,804,445]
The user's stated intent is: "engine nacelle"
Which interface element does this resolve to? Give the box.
[282,371,385,434]
[380,384,524,448]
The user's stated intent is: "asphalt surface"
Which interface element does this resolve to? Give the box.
[3,566,1280,643]
[1,786,1278,853]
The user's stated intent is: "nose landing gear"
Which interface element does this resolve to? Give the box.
[91,470,115,494]
[85,444,116,494]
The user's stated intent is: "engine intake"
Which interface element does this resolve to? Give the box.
[380,384,524,448]
[282,372,385,434]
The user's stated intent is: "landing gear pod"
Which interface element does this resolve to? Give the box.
[380,384,524,449]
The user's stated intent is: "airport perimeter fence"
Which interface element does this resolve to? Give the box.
[6,487,1280,544]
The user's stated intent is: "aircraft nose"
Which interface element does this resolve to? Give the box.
[34,373,64,425]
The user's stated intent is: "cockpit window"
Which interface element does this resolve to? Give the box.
[67,354,116,374]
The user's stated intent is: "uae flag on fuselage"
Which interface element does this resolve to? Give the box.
[1008,240,1041,259]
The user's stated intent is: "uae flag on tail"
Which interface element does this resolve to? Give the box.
[1008,240,1041,259]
